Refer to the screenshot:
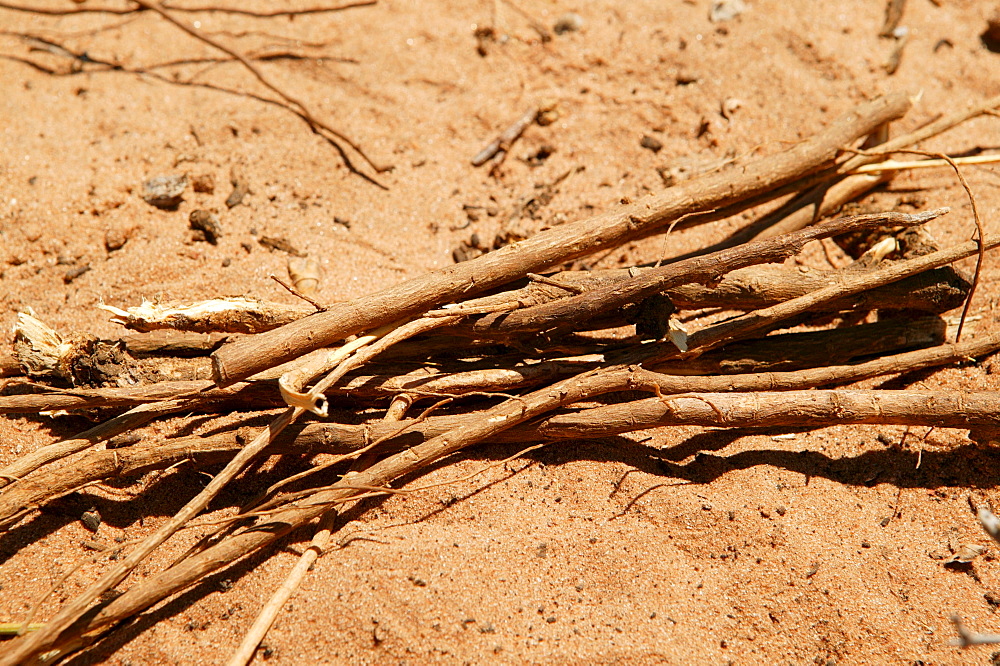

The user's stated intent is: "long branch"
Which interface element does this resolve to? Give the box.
[210,93,912,385]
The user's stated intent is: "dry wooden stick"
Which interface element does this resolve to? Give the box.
[2,310,945,421]
[210,93,912,384]
[6,324,988,520]
[0,314,464,662]
[40,380,1000,664]
[0,397,202,490]
[849,147,986,342]
[667,93,1000,246]
[541,389,1000,435]
[38,367,622,660]
[433,256,966,319]
[234,258,966,332]
[677,172,891,253]
[666,264,968,313]
[0,380,213,414]
[462,208,948,336]
[0,432,245,528]
[682,232,1000,357]
[0,405,302,666]
[290,330,1000,449]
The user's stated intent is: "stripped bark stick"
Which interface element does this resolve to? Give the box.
[210,93,912,384]
[225,512,337,666]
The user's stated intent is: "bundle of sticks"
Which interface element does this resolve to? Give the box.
[3,91,1000,664]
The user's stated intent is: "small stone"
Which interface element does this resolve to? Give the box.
[675,70,699,85]
[191,173,215,194]
[80,508,101,533]
[142,174,188,210]
[63,264,91,284]
[553,12,584,35]
[104,227,130,252]
[640,135,663,153]
[189,210,222,244]
[709,0,747,23]
[983,10,1000,51]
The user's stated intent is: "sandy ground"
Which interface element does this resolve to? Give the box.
[2,0,1000,663]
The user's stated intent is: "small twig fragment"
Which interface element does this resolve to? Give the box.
[950,615,1000,647]
[472,106,540,166]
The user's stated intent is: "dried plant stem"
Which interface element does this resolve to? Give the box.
[700,93,1000,224]
[226,512,337,666]
[853,154,1000,173]
[0,432,241,528]
[683,231,1000,356]
[41,381,1000,661]
[543,389,1000,435]
[0,313,462,662]
[0,1,378,17]
[44,368,614,657]
[7,327,996,526]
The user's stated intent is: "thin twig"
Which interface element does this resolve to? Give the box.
[950,614,1000,647]
[849,147,985,342]
[0,406,302,665]
[226,511,337,666]
[0,1,377,18]
[130,0,388,185]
